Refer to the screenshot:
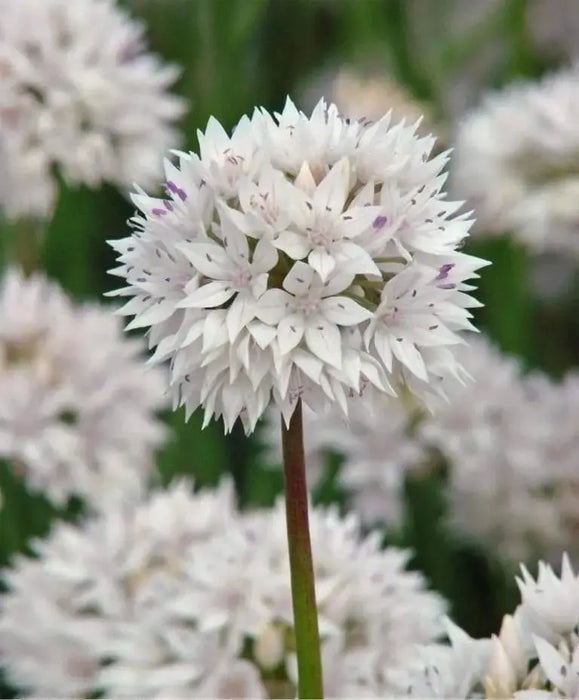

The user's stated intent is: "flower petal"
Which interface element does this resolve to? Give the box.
[336,241,381,276]
[294,161,317,195]
[283,261,317,296]
[534,637,568,693]
[221,215,250,264]
[125,300,175,329]
[308,248,336,281]
[252,237,278,272]
[178,281,235,308]
[247,321,277,349]
[292,349,323,382]
[371,327,393,371]
[278,313,305,355]
[255,288,293,324]
[320,296,372,326]
[349,180,375,208]
[305,318,342,368]
[177,242,231,279]
[337,206,381,238]
[392,337,428,380]
[202,310,228,352]
[313,157,350,213]
[274,230,310,260]
[227,295,256,342]
[320,269,355,297]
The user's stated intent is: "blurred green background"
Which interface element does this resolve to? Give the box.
[1,0,578,656]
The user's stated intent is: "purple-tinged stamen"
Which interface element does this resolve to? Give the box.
[373,215,388,230]
[166,181,187,201]
[438,282,456,290]
[151,208,167,217]
[164,200,174,211]
[435,263,455,281]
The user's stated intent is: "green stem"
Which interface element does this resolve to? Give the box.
[281,400,323,699]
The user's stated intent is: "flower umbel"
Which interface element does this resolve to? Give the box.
[0,0,185,220]
[0,268,167,509]
[452,64,579,257]
[110,98,486,433]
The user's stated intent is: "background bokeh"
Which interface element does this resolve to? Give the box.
[0,0,577,668]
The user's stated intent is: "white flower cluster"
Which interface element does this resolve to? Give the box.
[421,339,579,565]
[0,0,185,220]
[394,554,579,699]
[0,479,447,698]
[452,65,579,257]
[0,268,167,508]
[110,97,486,434]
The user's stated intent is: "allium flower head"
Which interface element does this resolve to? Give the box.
[420,337,579,565]
[418,339,568,563]
[0,0,185,220]
[0,268,167,508]
[396,555,579,699]
[110,98,486,433]
[0,479,447,698]
[452,65,579,256]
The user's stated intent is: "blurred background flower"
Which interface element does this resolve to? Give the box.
[0,480,446,698]
[451,65,579,258]
[0,0,185,222]
[0,268,167,509]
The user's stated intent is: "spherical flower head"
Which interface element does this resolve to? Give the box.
[0,0,185,220]
[452,65,579,257]
[110,97,487,434]
[0,479,447,698]
[0,268,168,509]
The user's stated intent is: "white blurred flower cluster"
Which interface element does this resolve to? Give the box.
[394,554,579,699]
[261,335,579,565]
[0,268,167,508]
[110,97,486,434]
[0,0,185,220]
[452,65,579,257]
[421,339,579,565]
[303,67,434,136]
[0,478,447,698]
